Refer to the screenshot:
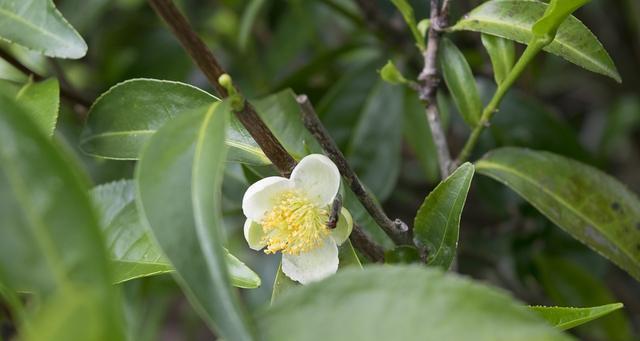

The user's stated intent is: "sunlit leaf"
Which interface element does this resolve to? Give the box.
[260,266,572,340]
[536,258,634,340]
[530,304,624,331]
[0,94,122,340]
[451,0,620,82]
[136,101,256,340]
[81,79,269,165]
[0,0,87,58]
[90,180,261,287]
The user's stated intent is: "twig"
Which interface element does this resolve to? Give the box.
[147,0,388,261]
[147,0,296,176]
[0,48,92,108]
[417,0,454,179]
[296,94,412,245]
[349,224,385,263]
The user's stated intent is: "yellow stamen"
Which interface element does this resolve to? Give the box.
[261,190,329,255]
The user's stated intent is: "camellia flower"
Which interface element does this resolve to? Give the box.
[242,154,353,284]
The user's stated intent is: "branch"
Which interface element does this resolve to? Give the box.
[147,0,389,261]
[417,0,453,179]
[147,0,296,176]
[296,94,413,246]
[349,224,385,263]
[0,48,91,109]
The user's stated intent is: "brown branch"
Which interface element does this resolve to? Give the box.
[349,224,385,263]
[296,94,413,246]
[147,0,296,176]
[417,0,454,179]
[0,48,92,109]
[147,0,389,261]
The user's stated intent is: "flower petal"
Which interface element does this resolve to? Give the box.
[330,207,353,245]
[242,176,292,221]
[291,154,340,207]
[281,238,339,284]
[243,219,266,251]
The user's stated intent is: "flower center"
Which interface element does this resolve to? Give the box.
[261,190,329,255]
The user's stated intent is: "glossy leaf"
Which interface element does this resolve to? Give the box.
[440,38,482,127]
[90,180,261,287]
[532,0,590,39]
[318,62,403,200]
[0,78,59,136]
[259,266,572,341]
[450,0,621,82]
[390,0,425,50]
[414,163,475,269]
[530,304,624,331]
[476,148,640,281]
[0,94,122,339]
[481,34,515,85]
[136,102,255,340]
[0,0,87,58]
[81,79,268,164]
[536,258,634,340]
[252,88,322,159]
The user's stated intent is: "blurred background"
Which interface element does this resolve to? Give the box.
[1,0,638,339]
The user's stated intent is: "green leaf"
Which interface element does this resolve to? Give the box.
[270,240,362,303]
[535,258,634,340]
[16,78,59,136]
[532,0,590,40]
[379,60,409,85]
[476,147,640,282]
[403,89,442,182]
[440,38,482,127]
[347,81,403,200]
[81,79,269,165]
[0,94,123,340]
[259,266,572,341]
[450,0,621,82]
[0,0,87,58]
[252,88,322,160]
[136,101,255,340]
[318,63,403,200]
[481,34,515,85]
[238,0,267,52]
[390,0,425,50]
[530,304,624,331]
[0,78,59,136]
[414,163,475,269]
[90,180,261,287]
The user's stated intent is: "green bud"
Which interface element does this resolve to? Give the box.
[380,61,409,85]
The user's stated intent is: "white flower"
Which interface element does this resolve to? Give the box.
[242,154,352,284]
